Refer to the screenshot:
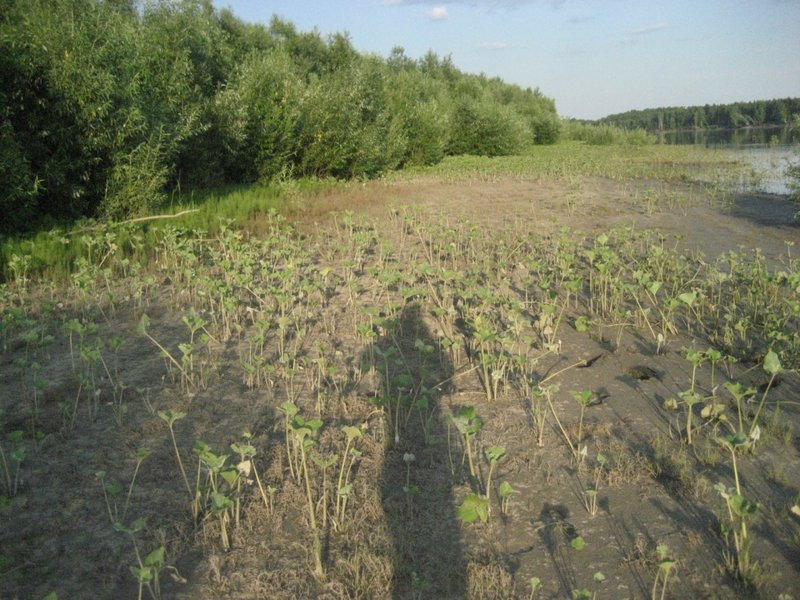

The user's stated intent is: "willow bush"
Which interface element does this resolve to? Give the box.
[0,0,562,234]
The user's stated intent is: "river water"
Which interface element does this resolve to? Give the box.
[656,126,799,195]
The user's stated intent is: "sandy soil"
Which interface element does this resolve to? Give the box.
[1,173,798,600]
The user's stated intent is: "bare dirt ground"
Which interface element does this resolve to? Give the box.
[1,173,798,599]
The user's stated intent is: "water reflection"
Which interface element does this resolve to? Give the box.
[656,126,799,195]
[655,125,799,147]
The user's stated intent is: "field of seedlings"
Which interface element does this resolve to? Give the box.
[1,146,799,599]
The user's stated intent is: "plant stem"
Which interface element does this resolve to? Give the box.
[300,443,324,580]
[167,424,192,500]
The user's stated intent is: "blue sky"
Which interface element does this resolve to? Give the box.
[211,0,800,120]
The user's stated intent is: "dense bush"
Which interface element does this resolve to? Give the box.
[0,0,561,233]
[447,95,529,156]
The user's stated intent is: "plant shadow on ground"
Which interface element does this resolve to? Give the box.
[371,302,467,598]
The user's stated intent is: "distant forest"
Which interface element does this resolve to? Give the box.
[597,98,800,132]
[0,0,560,233]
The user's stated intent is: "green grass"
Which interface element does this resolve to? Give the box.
[394,142,741,183]
[0,144,746,283]
[0,179,347,283]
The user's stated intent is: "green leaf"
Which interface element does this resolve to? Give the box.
[763,350,782,375]
[114,517,147,535]
[105,480,123,499]
[498,481,518,499]
[677,291,696,307]
[572,390,593,406]
[485,446,507,464]
[342,425,363,441]
[279,401,298,418]
[729,494,758,518]
[220,468,239,487]
[130,565,153,583]
[573,315,591,332]
[570,536,586,550]
[714,482,730,499]
[230,443,256,458]
[136,314,150,336]
[143,546,165,569]
[457,493,489,523]
[158,409,186,426]
[211,491,233,513]
[135,447,152,462]
[678,390,703,406]
[656,544,670,560]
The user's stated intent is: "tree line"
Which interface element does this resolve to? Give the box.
[597,98,800,133]
[0,0,561,233]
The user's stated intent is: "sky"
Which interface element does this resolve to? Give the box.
[211,0,800,120]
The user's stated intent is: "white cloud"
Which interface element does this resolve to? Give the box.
[426,6,449,19]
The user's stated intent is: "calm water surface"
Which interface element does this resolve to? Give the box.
[657,126,799,195]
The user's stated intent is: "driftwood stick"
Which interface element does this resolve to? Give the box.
[69,209,200,234]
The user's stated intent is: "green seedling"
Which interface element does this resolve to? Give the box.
[747,350,782,445]
[715,431,759,584]
[484,446,506,516]
[123,447,151,520]
[448,406,482,479]
[278,401,300,482]
[583,453,606,517]
[678,390,703,445]
[157,410,193,501]
[470,314,500,402]
[722,382,756,433]
[528,576,542,600]
[571,390,594,449]
[529,384,549,448]
[193,441,239,546]
[1,429,24,497]
[402,452,419,509]
[542,384,582,462]
[130,545,166,600]
[498,481,518,516]
[210,490,234,550]
[573,571,605,600]
[705,347,723,393]
[137,315,188,386]
[290,415,325,581]
[311,452,338,529]
[336,425,363,526]
[684,347,705,393]
[651,544,676,600]
[138,314,208,394]
[96,470,123,524]
[231,433,271,515]
[114,518,165,600]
